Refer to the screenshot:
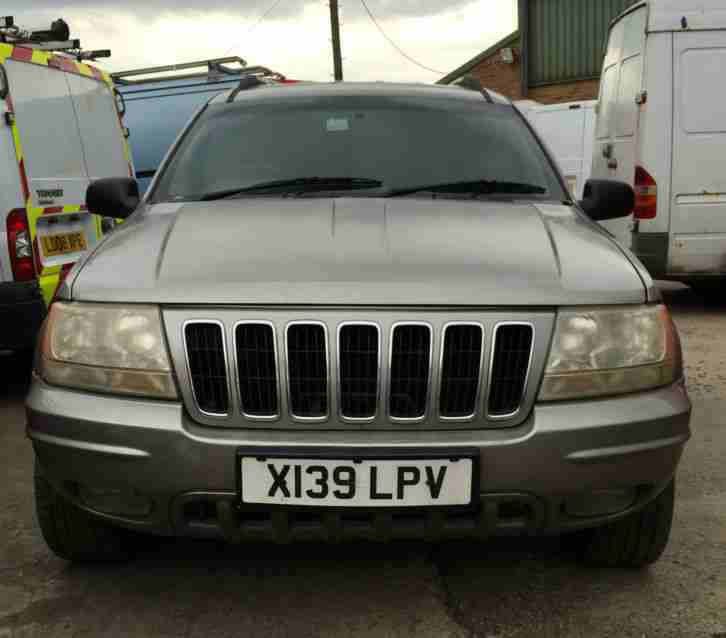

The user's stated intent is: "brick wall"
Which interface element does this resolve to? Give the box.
[464,40,525,101]
[458,39,600,104]
[528,79,600,104]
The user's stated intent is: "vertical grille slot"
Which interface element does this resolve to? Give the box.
[235,323,278,418]
[339,324,379,420]
[439,324,484,418]
[488,324,534,417]
[184,322,229,416]
[389,324,432,420]
[286,323,328,419]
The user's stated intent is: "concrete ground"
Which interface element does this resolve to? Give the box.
[1,285,724,638]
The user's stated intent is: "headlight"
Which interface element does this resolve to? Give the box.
[39,302,178,399]
[539,304,681,402]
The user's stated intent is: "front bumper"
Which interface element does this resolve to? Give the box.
[26,378,691,542]
[0,281,46,351]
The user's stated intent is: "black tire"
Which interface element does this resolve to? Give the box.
[579,480,675,569]
[34,471,130,562]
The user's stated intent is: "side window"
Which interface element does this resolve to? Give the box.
[597,65,618,140]
[604,19,625,68]
[622,8,647,59]
[616,56,642,137]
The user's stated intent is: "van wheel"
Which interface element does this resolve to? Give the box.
[579,480,675,569]
[34,471,130,562]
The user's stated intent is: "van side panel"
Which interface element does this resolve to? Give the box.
[531,106,587,198]
[629,32,674,276]
[669,31,726,276]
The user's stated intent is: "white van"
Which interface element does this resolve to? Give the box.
[0,40,132,352]
[592,0,726,292]
[516,99,596,199]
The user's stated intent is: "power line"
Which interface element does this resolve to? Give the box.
[221,0,286,58]
[359,0,445,75]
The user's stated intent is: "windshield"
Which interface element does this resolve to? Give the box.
[151,94,566,202]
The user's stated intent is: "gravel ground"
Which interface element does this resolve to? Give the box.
[0,285,724,638]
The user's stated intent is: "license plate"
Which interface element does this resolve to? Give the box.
[40,231,87,257]
[240,456,474,507]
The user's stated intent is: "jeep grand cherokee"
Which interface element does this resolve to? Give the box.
[26,82,691,567]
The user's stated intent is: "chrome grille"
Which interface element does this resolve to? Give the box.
[439,324,484,419]
[184,322,229,416]
[338,323,380,420]
[173,311,544,428]
[389,324,432,420]
[235,322,278,418]
[487,324,534,417]
[286,323,328,419]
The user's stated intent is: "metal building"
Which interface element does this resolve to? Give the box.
[439,0,639,104]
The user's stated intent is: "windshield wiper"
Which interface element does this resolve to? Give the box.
[386,179,547,198]
[200,177,383,201]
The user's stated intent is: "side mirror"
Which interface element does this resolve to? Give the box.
[578,179,635,222]
[86,178,139,219]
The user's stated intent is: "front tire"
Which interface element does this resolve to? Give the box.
[579,480,675,569]
[34,470,130,562]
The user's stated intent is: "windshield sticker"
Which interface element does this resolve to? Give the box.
[326,117,350,132]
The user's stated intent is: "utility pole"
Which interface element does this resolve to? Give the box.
[329,0,343,81]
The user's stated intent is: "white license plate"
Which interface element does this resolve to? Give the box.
[240,456,474,507]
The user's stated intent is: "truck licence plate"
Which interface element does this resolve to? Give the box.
[40,231,87,257]
[240,456,474,507]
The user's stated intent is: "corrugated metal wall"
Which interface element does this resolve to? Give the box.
[527,0,639,86]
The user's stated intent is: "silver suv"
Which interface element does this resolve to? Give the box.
[27,82,691,567]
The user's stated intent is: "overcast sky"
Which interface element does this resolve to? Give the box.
[9,1,517,82]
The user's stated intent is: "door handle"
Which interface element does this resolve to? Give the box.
[602,143,614,159]
[607,157,618,170]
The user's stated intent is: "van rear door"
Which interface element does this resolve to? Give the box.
[670,31,726,275]
[593,6,647,246]
[4,59,99,303]
[65,73,130,181]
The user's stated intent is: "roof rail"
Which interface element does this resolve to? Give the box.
[452,75,493,103]
[112,56,251,85]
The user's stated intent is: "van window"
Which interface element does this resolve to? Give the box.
[622,9,647,58]
[681,49,726,134]
[604,19,625,68]
[616,56,642,137]
[597,65,618,139]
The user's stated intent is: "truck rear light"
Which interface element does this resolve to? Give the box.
[634,166,657,220]
[6,208,36,282]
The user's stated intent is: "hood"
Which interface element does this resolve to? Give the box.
[71,198,649,306]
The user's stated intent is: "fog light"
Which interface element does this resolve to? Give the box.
[565,488,637,519]
[76,484,153,518]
